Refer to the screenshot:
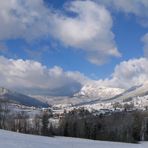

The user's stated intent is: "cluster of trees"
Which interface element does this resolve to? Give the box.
[0,101,53,136]
[112,102,135,111]
[58,108,148,143]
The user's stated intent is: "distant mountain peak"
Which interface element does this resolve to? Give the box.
[74,83,124,100]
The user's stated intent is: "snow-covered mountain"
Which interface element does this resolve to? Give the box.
[74,82,148,111]
[106,82,148,103]
[0,87,49,108]
[1,81,148,111]
[74,83,124,100]
[30,84,124,108]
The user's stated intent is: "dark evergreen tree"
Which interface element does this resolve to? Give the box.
[41,112,49,136]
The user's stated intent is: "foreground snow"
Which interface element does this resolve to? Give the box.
[0,130,148,148]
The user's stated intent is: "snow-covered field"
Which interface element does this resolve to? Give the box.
[0,130,148,148]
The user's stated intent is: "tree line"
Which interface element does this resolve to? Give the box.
[1,101,148,143]
[58,108,148,143]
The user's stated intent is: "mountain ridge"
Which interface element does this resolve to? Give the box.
[0,87,49,108]
[74,83,125,100]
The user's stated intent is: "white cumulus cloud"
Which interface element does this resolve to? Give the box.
[97,58,148,89]
[0,0,51,41]
[0,56,88,95]
[50,0,120,64]
[96,0,148,26]
[0,0,120,65]
[1,56,148,94]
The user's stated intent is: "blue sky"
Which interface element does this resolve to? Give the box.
[1,0,148,95]
[2,1,147,77]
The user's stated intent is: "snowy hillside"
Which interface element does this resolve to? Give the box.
[74,83,124,100]
[30,82,148,111]
[1,81,148,112]
[106,82,148,103]
[0,87,48,108]
[30,84,124,107]
[76,82,148,112]
[0,130,148,148]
